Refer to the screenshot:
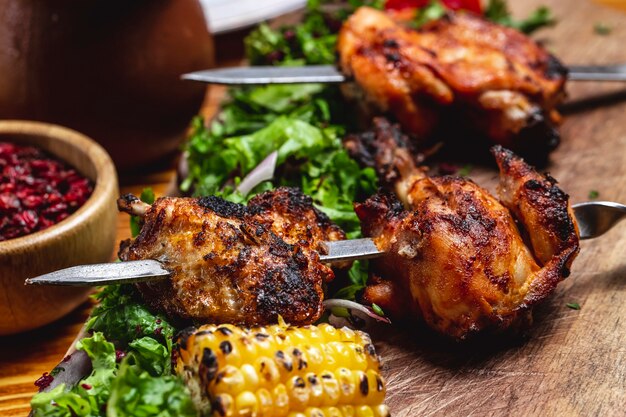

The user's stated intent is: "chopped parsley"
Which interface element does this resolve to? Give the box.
[593,22,612,35]
[484,0,556,34]
[588,190,600,200]
[372,303,386,317]
[458,164,473,177]
[566,302,581,310]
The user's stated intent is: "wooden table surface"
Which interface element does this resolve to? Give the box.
[1,0,625,416]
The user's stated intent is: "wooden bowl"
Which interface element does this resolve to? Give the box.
[0,121,118,335]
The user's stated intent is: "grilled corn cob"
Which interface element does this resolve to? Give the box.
[175,322,389,417]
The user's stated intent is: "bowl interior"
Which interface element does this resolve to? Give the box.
[0,121,117,252]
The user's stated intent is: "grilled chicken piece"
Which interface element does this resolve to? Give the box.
[338,7,567,159]
[347,119,579,338]
[118,187,345,326]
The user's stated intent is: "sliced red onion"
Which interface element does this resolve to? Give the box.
[323,299,391,325]
[236,151,278,196]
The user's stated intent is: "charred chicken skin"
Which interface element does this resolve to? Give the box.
[346,118,579,338]
[118,187,345,326]
[338,7,567,158]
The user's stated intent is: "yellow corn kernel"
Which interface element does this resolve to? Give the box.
[372,404,391,417]
[324,406,343,417]
[305,373,324,407]
[302,345,325,374]
[328,341,353,369]
[256,388,273,417]
[213,365,245,397]
[240,363,260,390]
[273,384,290,417]
[287,375,309,409]
[319,371,340,406]
[318,323,339,342]
[235,391,258,416]
[212,393,235,417]
[335,368,357,403]
[304,407,325,417]
[255,357,280,389]
[355,405,375,417]
[365,370,385,405]
[176,323,388,416]
[340,405,356,417]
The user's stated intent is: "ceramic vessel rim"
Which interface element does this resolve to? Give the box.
[0,120,117,255]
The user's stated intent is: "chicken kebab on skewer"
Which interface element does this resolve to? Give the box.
[338,7,567,161]
[345,118,580,339]
[118,187,346,327]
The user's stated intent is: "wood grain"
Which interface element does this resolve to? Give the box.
[1,0,625,415]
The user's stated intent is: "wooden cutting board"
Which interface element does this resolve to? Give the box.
[1,0,625,416]
[377,1,626,415]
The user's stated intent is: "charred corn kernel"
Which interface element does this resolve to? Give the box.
[214,365,245,396]
[255,357,280,388]
[213,393,235,417]
[305,373,324,406]
[302,345,325,374]
[176,323,387,416]
[365,370,385,405]
[335,368,357,403]
[287,376,309,408]
[319,371,340,406]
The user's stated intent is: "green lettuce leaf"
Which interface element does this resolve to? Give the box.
[106,357,196,417]
[128,337,170,377]
[87,285,174,360]
[31,332,117,417]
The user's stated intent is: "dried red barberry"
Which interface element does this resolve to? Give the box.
[34,372,54,390]
[0,141,94,241]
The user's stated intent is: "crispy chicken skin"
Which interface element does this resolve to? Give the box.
[118,187,344,326]
[248,187,346,252]
[347,119,579,338]
[338,7,567,157]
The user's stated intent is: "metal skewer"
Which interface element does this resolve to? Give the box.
[24,201,623,287]
[181,64,626,85]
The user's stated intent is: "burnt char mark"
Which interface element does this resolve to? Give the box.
[200,347,218,382]
[249,187,333,225]
[545,54,568,80]
[383,39,399,48]
[196,196,247,219]
[117,193,141,214]
[255,260,322,325]
[523,179,575,242]
[438,185,497,249]
[512,109,560,165]
[355,189,406,237]
[175,326,197,350]
[117,238,132,261]
[344,117,421,186]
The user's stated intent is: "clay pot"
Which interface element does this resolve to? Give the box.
[0,0,214,172]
